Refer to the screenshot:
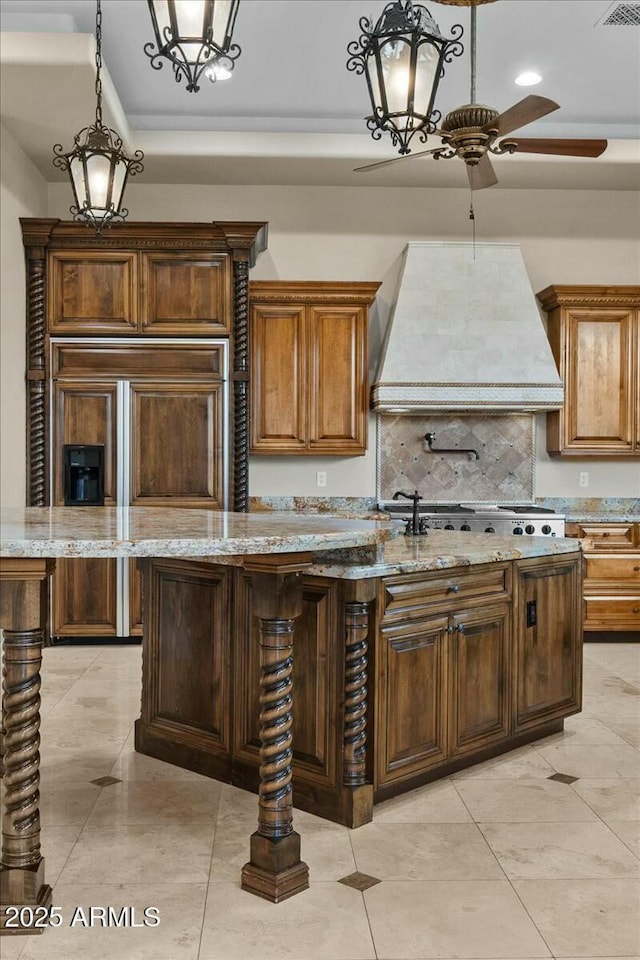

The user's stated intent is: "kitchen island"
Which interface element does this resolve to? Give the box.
[0,506,396,930]
[136,529,584,831]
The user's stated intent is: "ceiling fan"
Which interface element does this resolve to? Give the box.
[355,0,608,189]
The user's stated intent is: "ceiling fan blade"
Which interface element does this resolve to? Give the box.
[483,95,559,136]
[510,138,608,158]
[353,146,442,173]
[467,154,498,191]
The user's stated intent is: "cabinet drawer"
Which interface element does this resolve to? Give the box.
[577,523,637,549]
[585,554,640,586]
[584,597,640,629]
[382,564,510,621]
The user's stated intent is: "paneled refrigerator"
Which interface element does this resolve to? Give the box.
[49,337,229,639]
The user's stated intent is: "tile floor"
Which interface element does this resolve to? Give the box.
[2,641,639,960]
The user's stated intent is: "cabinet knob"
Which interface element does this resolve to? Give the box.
[633,566,640,572]
[447,583,460,594]
[457,624,465,633]
[602,532,610,537]
[633,607,640,615]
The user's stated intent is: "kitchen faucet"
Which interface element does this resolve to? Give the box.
[392,489,427,536]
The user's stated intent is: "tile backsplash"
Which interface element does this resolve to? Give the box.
[378,414,535,503]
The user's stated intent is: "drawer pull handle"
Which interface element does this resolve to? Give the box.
[457,624,465,634]
[602,532,610,537]
[447,584,460,594]
[634,566,640,572]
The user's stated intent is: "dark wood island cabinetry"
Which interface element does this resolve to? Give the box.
[135,536,583,826]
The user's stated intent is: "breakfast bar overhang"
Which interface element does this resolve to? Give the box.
[0,506,396,933]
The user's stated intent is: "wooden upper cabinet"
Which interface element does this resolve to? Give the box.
[48,251,138,333]
[47,249,233,335]
[140,252,232,334]
[250,281,379,455]
[537,286,640,456]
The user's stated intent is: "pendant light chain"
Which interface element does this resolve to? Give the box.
[94,0,103,127]
[52,0,144,233]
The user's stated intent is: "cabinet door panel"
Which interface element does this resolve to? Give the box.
[450,604,511,756]
[52,558,117,637]
[130,382,225,508]
[141,253,231,334]
[514,556,582,731]
[250,305,307,452]
[52,381,117,505]
[567,309,634,452]
[141,560,231,750]
[308,305,367,453]
[377,617,449,786]
[48,252,137,333]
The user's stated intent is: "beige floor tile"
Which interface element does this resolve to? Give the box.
[39,743,123,784]
[533,742,640,778]
[41,824,84,885]
[479,820,640,878]
[18,882,206,960]
[39,780,102,827]
[514,878,640,957]
[453,779,599,822]
[607,819,640,857]
[582,673,640,697]
[84,778,222,826]
[364,880,551,958]
[110,747,210,782]
[59,823,215,884]
[373,779,473,823]
[534,715,630,747]
[582,692,640,720]
[40,714,132,746]
[602,718,640,749]
[199,881,375,960]
[209,819,355,882]
[450,745,555,780]
[0,933,28,958]
[572,778,640,820]
[350,822,504,880]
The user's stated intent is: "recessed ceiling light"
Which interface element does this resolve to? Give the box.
[515,71,542,87]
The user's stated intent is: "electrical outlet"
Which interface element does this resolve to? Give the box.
[316,471,327,488]
[579,471,589,488]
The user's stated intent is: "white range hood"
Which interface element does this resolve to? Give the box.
[371,242,564,413]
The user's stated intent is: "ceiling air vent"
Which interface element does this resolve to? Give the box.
[597,1,640,25]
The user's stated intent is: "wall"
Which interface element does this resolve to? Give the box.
[30,181,640,502]
[1,125,48,506]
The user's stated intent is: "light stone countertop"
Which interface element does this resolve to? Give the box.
[307,529,582,579]
[0,507,397,559]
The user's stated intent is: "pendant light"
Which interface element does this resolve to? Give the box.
[145,0,242,93]
[346,0,464,155]
[53,0,144,234]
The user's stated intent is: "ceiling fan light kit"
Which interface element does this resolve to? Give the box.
[145,0,242,93]
[52,0,144,234]
[352,0,608,189]
[346,0,464,156]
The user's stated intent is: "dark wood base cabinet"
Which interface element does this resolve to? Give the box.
[135,552,582,827]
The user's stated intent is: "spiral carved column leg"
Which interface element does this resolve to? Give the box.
[344,602,370,787]
[241,564,309,903]
[1,628,52,933]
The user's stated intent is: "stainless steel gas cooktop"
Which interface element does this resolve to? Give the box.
[380,495,565,538]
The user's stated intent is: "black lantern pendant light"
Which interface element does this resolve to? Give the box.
[145,0,241,93]
[347,0,464,155]
[53,0,144,234]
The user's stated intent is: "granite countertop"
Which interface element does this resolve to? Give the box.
[307,529,582,580]
[0,507,396,559]
[537,498,640,524]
